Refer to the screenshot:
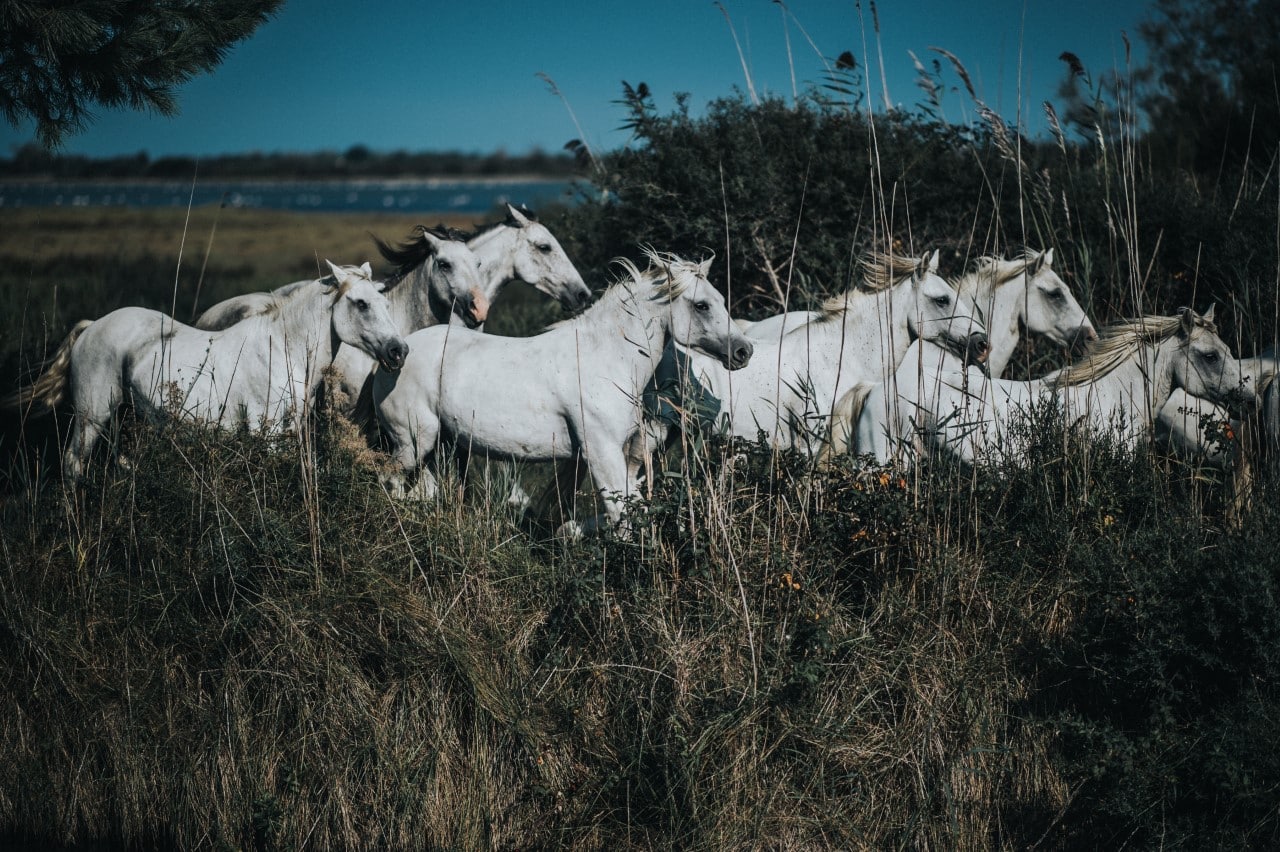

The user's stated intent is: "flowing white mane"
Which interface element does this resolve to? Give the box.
[817,251,930,321]
[954,250,1047,298]
[549,248,706,331]
[1052,313,1212,387]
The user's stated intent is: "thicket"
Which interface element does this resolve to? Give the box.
[557,87,1279,354]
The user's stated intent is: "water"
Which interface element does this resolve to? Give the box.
[0,177,576,214]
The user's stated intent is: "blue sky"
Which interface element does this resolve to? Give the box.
[1,0,1153,159]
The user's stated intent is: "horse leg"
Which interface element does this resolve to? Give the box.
[583,443,633,535]
[64,414,107,483]
[379,408,441,502]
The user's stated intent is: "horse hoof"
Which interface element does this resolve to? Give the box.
[507,481,531,511]
[555,520,584,541]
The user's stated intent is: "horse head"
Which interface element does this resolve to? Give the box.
[652,252,753,371]
[326,260,409,371]
[907,250,989,364]
[505,204,592,311]
[1174,304,1257,409]
[1019,248,1097,351]
[418,229,489,328]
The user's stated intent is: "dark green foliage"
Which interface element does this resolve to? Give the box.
[1136,0,1280,172]
[553,86,1278,351]
[0,0,283,148]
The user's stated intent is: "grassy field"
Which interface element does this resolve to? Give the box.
[1,206,1278,849]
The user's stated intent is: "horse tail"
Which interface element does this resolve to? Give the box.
[2,319,93,415]
[818,382,875,465]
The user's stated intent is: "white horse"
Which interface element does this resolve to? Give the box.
[821,248,1096,458]
[853,307,1256,466]
[685,249,988,452]
[465,203,591,314]
[953,248,1097,377]
[751,249,1094,373]
[196,225,488,332]
[1156,353,1280,464]
[8,261,407,482]
[373,249,754,531]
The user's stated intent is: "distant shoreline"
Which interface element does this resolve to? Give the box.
[0,174,578,214]
[0,173,578,187]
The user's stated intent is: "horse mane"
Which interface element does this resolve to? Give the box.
[1051,312,1213,387]
[954,250,1045,297]
[258,272,360,320]
[815,250,927,321]
[470,204,539,238]
[371,224,466,280]
[546,248,702,331]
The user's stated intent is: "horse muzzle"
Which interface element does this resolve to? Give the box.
[557,280,593,312]
[722,338,754,371]
[965,331,990,365]
[460,288,490,328]
[1229,383,1261,409]
[379,339,409,372]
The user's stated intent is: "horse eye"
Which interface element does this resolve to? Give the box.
[933,295,950,307]
[695,301,711,312]
[438,259,452,271]
[1200,350,1220,363]
[355,299,369,312]
[537,243,553,254]
[1047,289,1066,301]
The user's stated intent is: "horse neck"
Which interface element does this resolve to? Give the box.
[391,263,448,331]
[870,283,920,370]
[467,224,517,301]
[572,280,669,378]
[1077,339,1176,422]
[265,290,339,384]
[962,275,1022,377]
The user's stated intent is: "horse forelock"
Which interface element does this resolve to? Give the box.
[638,247,707,302]
[957,251,1046,296]
[1052,314,1205,387]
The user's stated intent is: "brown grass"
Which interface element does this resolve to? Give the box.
[0,206,482,291]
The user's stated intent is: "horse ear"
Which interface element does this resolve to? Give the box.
[1203,303,1216,323]
[419,229,443,253]
[1029,250,1046,276]
[359,261,372,278]
[1180,306,1196,335]
[506,203,531,226]
[697,257,713,277]
[325,259,348,284]
[1042,247,1054,268]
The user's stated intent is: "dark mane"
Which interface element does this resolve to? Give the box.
[470,204,539,238]
[370,223,467,279]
